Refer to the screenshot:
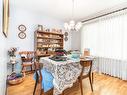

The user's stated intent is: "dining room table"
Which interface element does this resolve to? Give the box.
[39,55,94,95]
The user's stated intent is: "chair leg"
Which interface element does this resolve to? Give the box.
[79,79,83,95]
[33,79,38,95]
[40,90,42,95]
[23,67,26,77]
[21,66,24,73]
[21,66,26,77]
[92,72,94,84]
[31,65,33,71]
[60,92,64,95]
[89,75,93,92]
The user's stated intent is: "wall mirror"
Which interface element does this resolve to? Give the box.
[3,0,9,37]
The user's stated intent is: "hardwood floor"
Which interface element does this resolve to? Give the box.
[7,73,127,95]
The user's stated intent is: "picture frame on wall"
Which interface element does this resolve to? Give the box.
[3,0,9,37]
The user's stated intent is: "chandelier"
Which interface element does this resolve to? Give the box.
[64,0,82,32]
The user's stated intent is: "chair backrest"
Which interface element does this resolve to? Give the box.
[19,51,35,63]
[80,60,93,77]
[84,48,90,56]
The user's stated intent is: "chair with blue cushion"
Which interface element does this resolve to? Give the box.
[33,62,70,95]
[33,62,54,95]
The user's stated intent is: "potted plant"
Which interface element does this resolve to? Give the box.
[8,47,17,64]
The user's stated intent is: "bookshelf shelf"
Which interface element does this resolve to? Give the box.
[34,31,64,58]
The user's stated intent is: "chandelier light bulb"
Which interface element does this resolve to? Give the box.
[69,20,75,26]
[64,21,82,31]
[64,23,69,30]
[76,22,82,29]
[69,20,75,30]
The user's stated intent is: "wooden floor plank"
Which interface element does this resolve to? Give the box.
[7,73,127,95]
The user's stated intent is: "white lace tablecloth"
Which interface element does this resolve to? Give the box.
[40,57,82,95]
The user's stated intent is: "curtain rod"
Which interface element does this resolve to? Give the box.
[82,7,127,23]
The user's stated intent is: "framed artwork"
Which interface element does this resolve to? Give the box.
[64,32,68,41]
[64,32,68,36]
[3,0,9,37]
[18,24,27,39]
[18,32,26,39]
[18,24,26,32]
[64,37,68,41]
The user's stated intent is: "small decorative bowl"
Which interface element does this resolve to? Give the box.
[8,77,24,85]
[8,73,24,85]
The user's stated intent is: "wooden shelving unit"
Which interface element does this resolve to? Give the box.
[34,30,64,58]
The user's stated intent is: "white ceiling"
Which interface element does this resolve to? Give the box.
[11,0,127,22]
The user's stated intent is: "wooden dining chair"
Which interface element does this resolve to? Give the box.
[19,51,35,75]
[84,49,94,84]
[33,62,65,95]
[33,62,54,95]
[78,60,93,95]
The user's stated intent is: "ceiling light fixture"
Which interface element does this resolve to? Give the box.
[64,0,82,32]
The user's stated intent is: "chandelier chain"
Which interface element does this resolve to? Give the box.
[64,0,82,32]
[72,0,74,20]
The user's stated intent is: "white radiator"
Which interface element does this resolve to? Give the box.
[95,57,127,80]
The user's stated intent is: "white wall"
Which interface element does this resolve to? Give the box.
[8,6,72,51]
[71,31,81,50]
[0,0,8,95]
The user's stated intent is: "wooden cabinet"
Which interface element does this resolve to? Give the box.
[34,30,64,58]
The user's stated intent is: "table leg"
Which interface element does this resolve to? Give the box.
[12,64,14,73]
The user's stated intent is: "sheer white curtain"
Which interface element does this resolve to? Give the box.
[81,10,127,80]
[81,21,99,56]
[81,9,127,60]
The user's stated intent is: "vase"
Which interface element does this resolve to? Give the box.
[38,25,43,31]
[15,54,22,73]
[10,56,16,64]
